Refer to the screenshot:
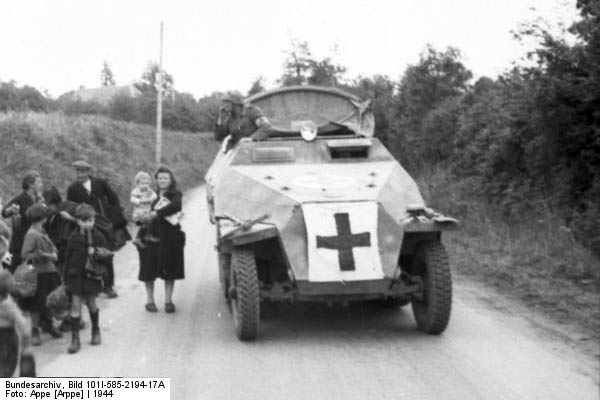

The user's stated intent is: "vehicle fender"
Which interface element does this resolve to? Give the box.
[222,223,279,247]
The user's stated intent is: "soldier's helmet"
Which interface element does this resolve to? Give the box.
[222,92,245,105]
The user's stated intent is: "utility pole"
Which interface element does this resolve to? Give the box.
[155,21,164,166]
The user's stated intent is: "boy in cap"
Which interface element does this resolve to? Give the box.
[63,204,109,353]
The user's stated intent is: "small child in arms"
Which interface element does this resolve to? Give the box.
[130,171,158,248]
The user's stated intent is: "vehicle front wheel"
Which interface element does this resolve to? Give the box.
[411,241,452,334]
[230,247,260,341]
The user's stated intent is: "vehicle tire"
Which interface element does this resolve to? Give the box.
[218,252,231,300]
[411,241,452,334]
[230,247,260,341]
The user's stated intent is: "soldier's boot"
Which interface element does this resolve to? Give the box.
[67,317,81,354]
[90,310,101,345]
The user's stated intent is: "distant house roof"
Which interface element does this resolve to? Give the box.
[70,84,142,105]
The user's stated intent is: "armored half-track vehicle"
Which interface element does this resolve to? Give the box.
[205,86,457,341]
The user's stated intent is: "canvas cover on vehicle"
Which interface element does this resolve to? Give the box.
[246,86,374,137]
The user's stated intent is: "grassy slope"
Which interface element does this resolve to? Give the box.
[416,167,600,341]
[0,112,219,214]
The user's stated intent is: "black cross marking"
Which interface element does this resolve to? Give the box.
[316,213,371,271]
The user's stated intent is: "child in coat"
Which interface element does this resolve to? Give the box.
[63,204,110,354]
[21,204,63,345]
[130,171,158,248]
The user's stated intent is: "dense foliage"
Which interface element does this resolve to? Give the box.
[342,3,598,256]
[0,81,51,112]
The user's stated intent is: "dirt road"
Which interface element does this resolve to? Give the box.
[35,187,599,400]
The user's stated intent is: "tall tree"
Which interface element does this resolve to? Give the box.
[392,45,472,169]
[307,58,346,86]
[196,91,227,131]
[279,39,313,86]
[396,46,472,124]
[512,0,600,250]
[100,61,116,86]
[248,76,266,96]
[137,61,174,95]
[349,75,396,145]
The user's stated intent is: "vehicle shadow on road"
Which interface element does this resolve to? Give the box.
[256,301,435,343]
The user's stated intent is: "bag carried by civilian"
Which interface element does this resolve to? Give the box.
[46,284,69,320]
[13,261,37,298]
[84,229,112,280]
[154,197,183,226]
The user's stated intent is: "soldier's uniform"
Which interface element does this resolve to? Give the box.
[214,95,271,150]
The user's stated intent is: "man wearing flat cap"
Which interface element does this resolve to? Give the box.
[214,92,272,151]
[66,160,122,298]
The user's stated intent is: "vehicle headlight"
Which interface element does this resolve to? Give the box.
[300,125,317,141]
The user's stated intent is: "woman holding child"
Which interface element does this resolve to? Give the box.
[136,166,185,314]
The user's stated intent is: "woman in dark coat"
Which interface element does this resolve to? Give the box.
[1,170,43,272]
[138,166,185,313]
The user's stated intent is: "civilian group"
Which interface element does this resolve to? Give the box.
[0,160,186,375]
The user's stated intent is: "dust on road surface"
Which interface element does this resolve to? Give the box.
[35,186,599,400]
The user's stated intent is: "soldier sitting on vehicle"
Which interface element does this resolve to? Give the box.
[214,93,272,150]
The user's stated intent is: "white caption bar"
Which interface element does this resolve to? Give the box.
[3,378,170,400]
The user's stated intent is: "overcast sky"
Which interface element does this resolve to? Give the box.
[0,0,578,98]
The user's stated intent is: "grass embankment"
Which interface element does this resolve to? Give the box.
[416,168,600,341]
[0,112,219,213]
